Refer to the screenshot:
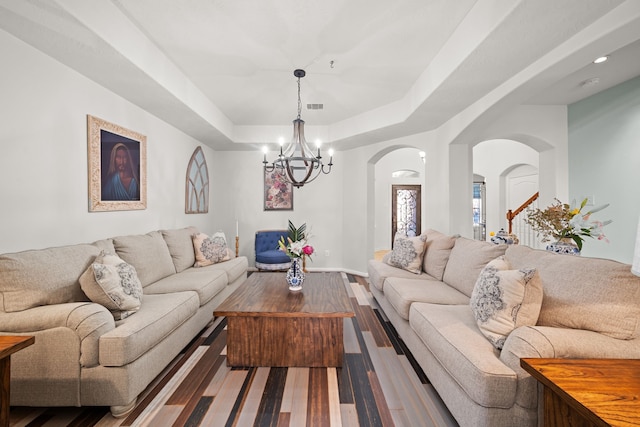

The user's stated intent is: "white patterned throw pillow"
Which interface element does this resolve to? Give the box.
[383,233,427,274]
[192,231,231,267]
[79,251,143,320]
[470,256,543,349]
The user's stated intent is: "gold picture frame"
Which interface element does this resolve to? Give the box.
[87,115,147,211]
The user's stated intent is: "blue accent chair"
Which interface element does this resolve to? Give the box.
[255,230,292,271]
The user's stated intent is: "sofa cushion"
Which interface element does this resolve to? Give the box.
[161,227,198,273]
[79,251,144,320]
[0,244,97,312]
[443,237,507,297]
[144,268,227,306]
[422,230,457,280]
[192,231,231,267]
[367,259,433,293]
[112,231,176,287]
[470,256,543,349]
[256,249,291,264]
[409,302,517,408]
[506,244,640,340]
[99,291,199,366]
[383,234,427,274]
[198,256,248,285]
[384,277,469,320]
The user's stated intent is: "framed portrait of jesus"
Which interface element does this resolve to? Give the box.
[87,115,147,212]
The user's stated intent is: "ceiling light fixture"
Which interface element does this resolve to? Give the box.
[593,55,608,64]
[262,69,333,188]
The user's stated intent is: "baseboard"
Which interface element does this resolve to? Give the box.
[247,266,368,277]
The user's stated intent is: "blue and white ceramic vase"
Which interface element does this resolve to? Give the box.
[546,238,580,256]
[490,228,519,245]
[286,257,305,291]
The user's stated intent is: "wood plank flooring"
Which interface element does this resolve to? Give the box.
[9,273,458,427]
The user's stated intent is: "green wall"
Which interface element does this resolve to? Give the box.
[568,75,640,262]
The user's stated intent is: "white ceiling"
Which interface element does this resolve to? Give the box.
[2,0,640,150]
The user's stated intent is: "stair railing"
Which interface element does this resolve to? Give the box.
[506,192,542,248]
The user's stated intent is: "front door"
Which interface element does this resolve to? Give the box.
[391,185,421,246]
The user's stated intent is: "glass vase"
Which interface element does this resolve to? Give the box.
[286,257,305,291]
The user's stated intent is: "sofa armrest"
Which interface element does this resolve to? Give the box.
[500,325,640,410]
[0,302,115,367]
[502,325,640,363]
[1,302,113,332]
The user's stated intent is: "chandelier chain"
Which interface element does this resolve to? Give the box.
[297,76,302,120]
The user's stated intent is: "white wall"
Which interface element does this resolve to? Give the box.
[452,105,569,207]
[0,29,219,253]
[568,75,640,262]
[211,150,344,271]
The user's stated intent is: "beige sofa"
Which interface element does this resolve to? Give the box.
[368,230,640,427]
[0,227,247,417]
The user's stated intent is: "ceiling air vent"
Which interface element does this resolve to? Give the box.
[307,103,324,110]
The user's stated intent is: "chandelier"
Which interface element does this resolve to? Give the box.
[262,69,333,188]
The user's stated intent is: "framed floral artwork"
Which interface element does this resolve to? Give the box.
[87,115,147,211]
[264,168,293,211]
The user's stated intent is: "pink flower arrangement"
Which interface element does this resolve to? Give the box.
[279,220,314,260]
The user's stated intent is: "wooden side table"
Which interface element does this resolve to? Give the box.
[521,358,640,427]
[1,336,35,427]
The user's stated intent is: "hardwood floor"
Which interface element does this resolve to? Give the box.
[9,273,458,427]
[373,250,389,262]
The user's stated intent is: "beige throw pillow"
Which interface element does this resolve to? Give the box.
[79,251,143,320]
[383,234,427,274]
[422,230,457,280]
[192,231,231,267]
[470,256,543,349]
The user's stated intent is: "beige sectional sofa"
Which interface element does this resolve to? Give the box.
[368,229,640,427]
[0,227,247,417]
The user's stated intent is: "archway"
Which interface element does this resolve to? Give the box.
[368,145,427,259]
[448,133,561,239]
[473,139,539,240]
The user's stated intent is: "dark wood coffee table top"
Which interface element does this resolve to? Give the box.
[215,272,354,318]
[521,358,640,427]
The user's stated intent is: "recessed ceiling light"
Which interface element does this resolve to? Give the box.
[593,56,609,64]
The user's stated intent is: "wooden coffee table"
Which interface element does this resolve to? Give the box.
[1,336,35,427]
[521,358,640,427]
[214,272,354,367]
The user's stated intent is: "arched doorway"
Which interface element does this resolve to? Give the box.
[371,146,426,258]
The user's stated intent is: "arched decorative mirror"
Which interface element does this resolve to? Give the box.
[186,146,209,214]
